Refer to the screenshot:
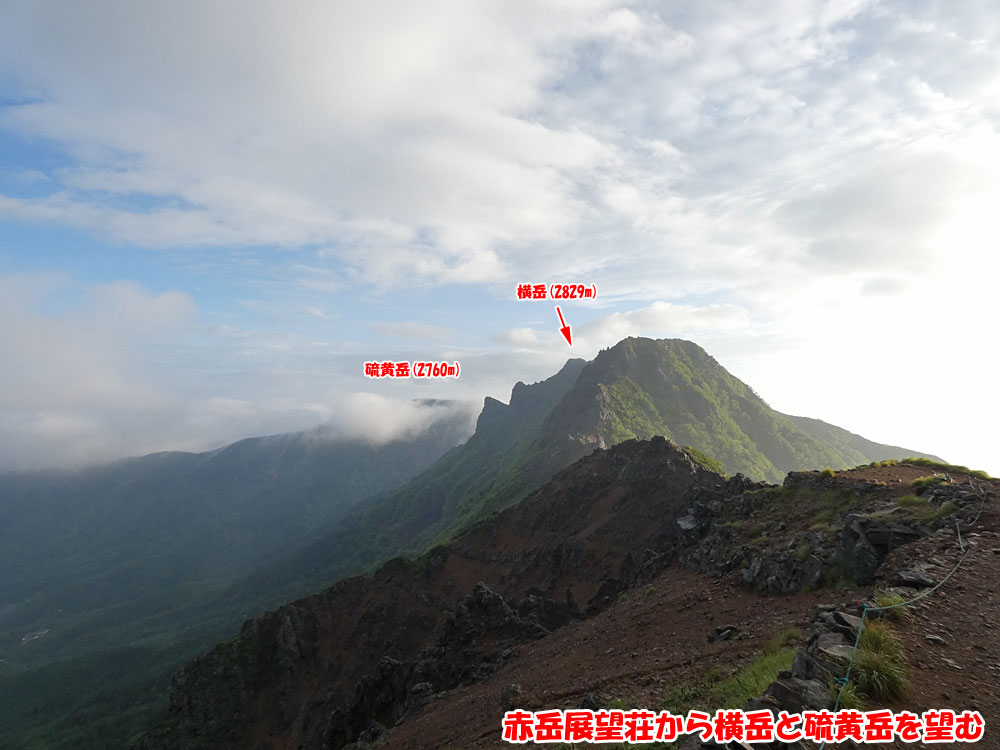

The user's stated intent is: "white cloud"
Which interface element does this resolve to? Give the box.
[579,302,752,346]
[1,0,998,309]
[1,1,1000,473]
[370,321,452,341]
[494,300,754,356]
[309,394,478,445]
[0,272,482,470]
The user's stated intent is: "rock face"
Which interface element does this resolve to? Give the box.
[839,514,925,584]
[134,438,725,750]
[219,338,939,646]
[134,447,989,750]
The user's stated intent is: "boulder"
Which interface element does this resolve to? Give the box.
[762,677,831,713]
[707,625,739,643]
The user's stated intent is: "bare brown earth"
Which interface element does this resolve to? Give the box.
[139,438,735,750]
[880,510,1000,747]
[378,465,1000,750]
[137,452,998,750]
[379,568,860,749]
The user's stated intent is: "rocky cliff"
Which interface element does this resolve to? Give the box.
[135,444,997,749]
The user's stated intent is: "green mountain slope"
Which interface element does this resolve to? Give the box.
[229,338,937,614]
[0,406,471,672]
[782,414,927,468]
[224,358,588,608]
[540,337,940,483]
[1,338,940,749]
[0,405,471,750]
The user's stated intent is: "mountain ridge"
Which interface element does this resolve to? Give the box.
[0,337,943,749]
[226,337,937,617]
[132,437,995,749]
[0,403,474,750]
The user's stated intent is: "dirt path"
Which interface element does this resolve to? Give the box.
[379,566,860,749]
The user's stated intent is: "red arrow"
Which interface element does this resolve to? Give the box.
[555,306,572,346]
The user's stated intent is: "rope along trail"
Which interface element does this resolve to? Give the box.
[818,477,991,750]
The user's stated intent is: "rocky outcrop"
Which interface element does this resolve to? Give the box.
[135,448,992,750]
[134,438,725,749]
[838,514,925,584]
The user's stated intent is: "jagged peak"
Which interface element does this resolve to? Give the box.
[475,396,509,432]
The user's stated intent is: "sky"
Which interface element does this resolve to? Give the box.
[0,0,998,474]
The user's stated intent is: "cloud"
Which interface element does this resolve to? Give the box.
[1,0,996,302]
[860,276,908,297]
[492,327,549,350]
[779,150,974,269]
[579,302,752,346]
[494,300,754,355]
[1,1,1000,475]
[370,321,452,341]
[0,1,617,284]
[0,272,483,471]
[308,394,478,445]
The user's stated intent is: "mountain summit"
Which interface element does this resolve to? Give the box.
[542,337,933,483]
[0,337,940,749]
[134,439,993,750]
[229,337,936,609]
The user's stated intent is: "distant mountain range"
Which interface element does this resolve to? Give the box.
[0,403,472,749]
[0,337,939,749]
[132,435,975,749]
[226,338,938,612]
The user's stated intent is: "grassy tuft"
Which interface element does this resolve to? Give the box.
[810,508,836,528]
[859,621,904,660]
[684,446,727,476]
[832,619,909,706]
[865,459,899,468]
[829,677,865,710]
[912,475,947,489]
[872,589,911,621]
[819,467,836,478]
[659,630,800,715]
[899,457,991,479]
[711,649,796,708]
[853,647,908,700]
[896,494,929,508]
[765,626,804,654]
[932,500,958,521]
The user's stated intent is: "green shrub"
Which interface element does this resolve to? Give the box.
[819,467,836,478]
[794,542,811,561]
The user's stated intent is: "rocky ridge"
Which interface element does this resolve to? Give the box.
[133,446,997,749]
